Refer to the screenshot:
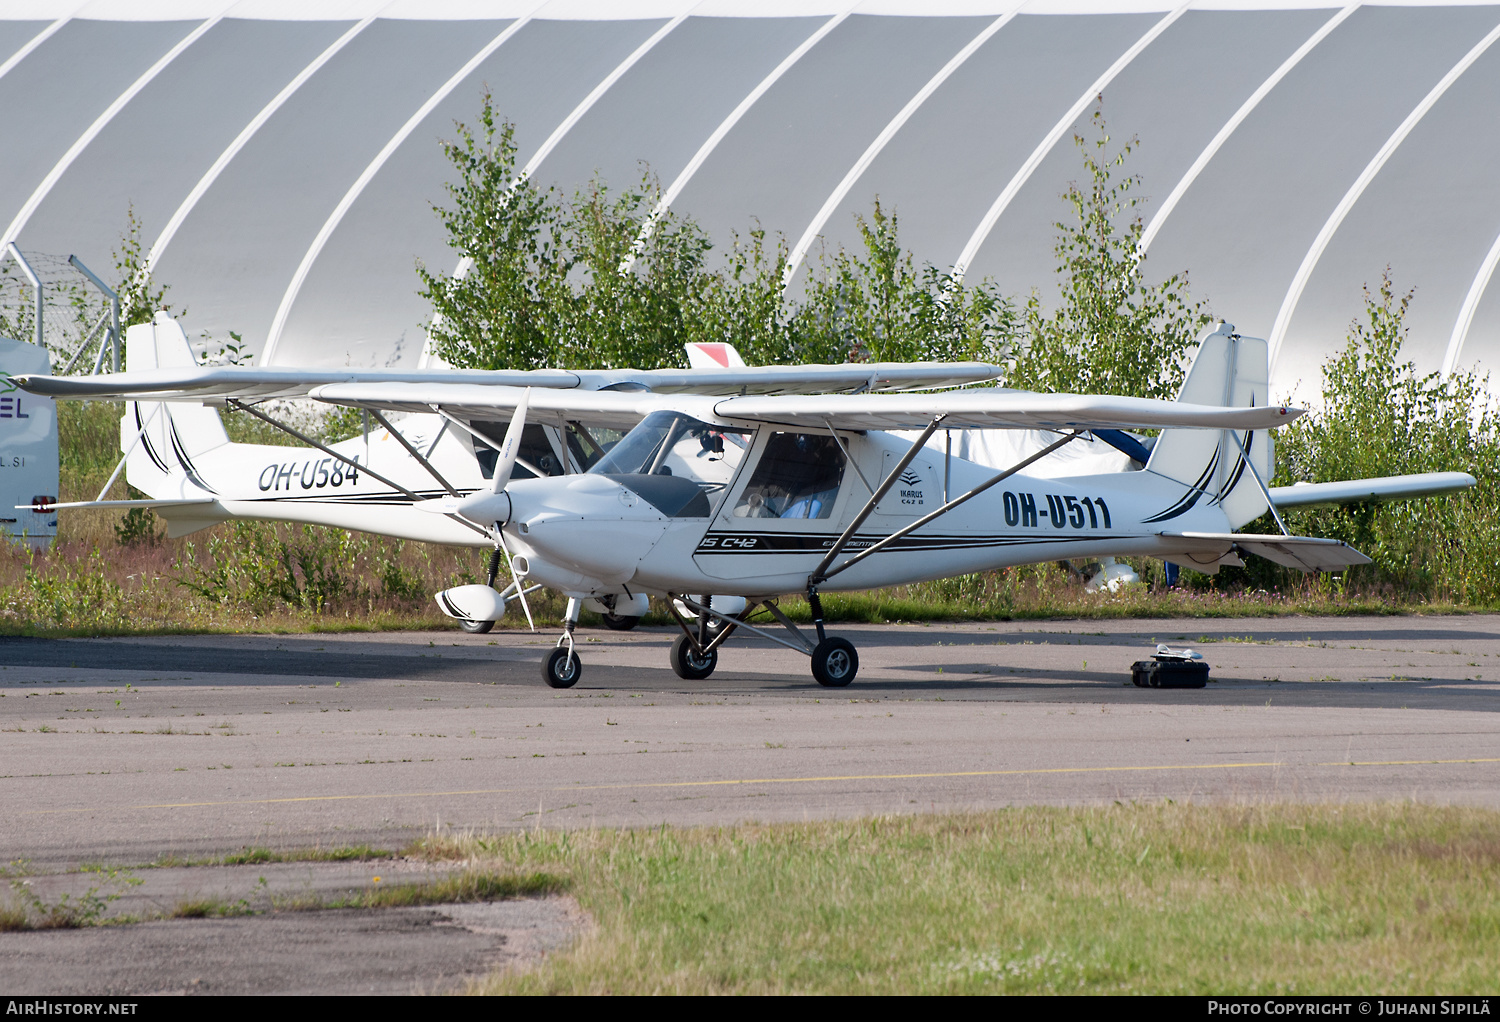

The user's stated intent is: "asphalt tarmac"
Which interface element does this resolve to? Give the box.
[4,615,1498,869]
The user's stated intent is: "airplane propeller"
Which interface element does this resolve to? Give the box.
[418,389,535,630]
[416,388,529,523]
[488,388,530,496]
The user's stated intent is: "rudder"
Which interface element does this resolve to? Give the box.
[123,312,230,499]
[1143,322,1272,530]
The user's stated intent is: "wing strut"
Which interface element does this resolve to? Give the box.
[823,418,874,495]
[810,415,947,585]
[1227,429,1291,536]
[426,405,547,479]
[366,408,460,497]
[95,402,164,503]
[811,429,1084,586]
[226,399,489,539]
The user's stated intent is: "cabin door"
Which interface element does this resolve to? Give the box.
[692,429,853,581]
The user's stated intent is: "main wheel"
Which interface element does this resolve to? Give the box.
[458,618,494,634]
[601,613,640,631]
[669,633,718,680]
[811,637,858,688]
[542,647,582,689]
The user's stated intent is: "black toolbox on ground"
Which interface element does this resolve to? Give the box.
[1131,659,1209,688]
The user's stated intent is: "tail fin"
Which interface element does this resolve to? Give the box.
[684,342,747,369]
[123,312,230,499]
[1143,322,1273,530]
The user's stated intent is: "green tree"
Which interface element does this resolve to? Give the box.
[691,225,804,366]
[419,99,569,372]
[113,205,174,329]
[423,94,1021,374]
[1274,274,1500,601]
[795,200,1018,366]
[1009,101,1210,399]
[559,172,721,370]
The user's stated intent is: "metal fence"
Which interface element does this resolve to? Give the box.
[0,245,119,374]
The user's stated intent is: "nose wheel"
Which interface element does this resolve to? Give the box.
[542,646,582,689]
[541,596,583,689]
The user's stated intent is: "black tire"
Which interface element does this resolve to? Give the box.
[457,618,494,634]
[542,647,582,689]
[811,637,858,688]
[601,613,640,631]
[669,633,718,680]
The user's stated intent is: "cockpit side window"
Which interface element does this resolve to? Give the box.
[471,422,565,480]
[565,422,624,472]
[732,432,845,520]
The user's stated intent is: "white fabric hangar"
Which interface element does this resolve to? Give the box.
[3,0,1500,401]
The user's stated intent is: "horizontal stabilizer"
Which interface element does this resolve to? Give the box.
[1269,472,1476,508]
[1164,532,1372,572]
[15,498,217,512]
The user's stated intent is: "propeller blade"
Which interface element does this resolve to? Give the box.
[490,388,531,495]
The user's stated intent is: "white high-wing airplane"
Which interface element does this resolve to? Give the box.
[13,317,1473,686]
[13,314,1007,630]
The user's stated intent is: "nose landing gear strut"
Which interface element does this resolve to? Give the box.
[541,597,583,689]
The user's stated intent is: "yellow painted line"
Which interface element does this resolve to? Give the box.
[22,756,1500,816]
[1332,758,1500,767]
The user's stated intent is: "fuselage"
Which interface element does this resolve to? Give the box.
[498,419,1232,599]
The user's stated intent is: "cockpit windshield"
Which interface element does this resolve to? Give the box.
[588,411,751,518]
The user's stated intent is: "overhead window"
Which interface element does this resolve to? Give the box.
[732,432,845,520]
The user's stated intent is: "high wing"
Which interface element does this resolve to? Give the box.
[709,390,1300,432]
[309,383,679,430]
[11,366,577,402]
[11,360,1001,403]
[309,383,1301,433]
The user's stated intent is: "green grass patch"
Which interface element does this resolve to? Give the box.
[0,902,28,932]
[169,897,256,920]
[331,870,566,910]
[400,804,1500,995]
[263,869,566,913]
[147,845,394,869]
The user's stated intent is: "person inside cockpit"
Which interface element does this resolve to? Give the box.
[733,432,845,520]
